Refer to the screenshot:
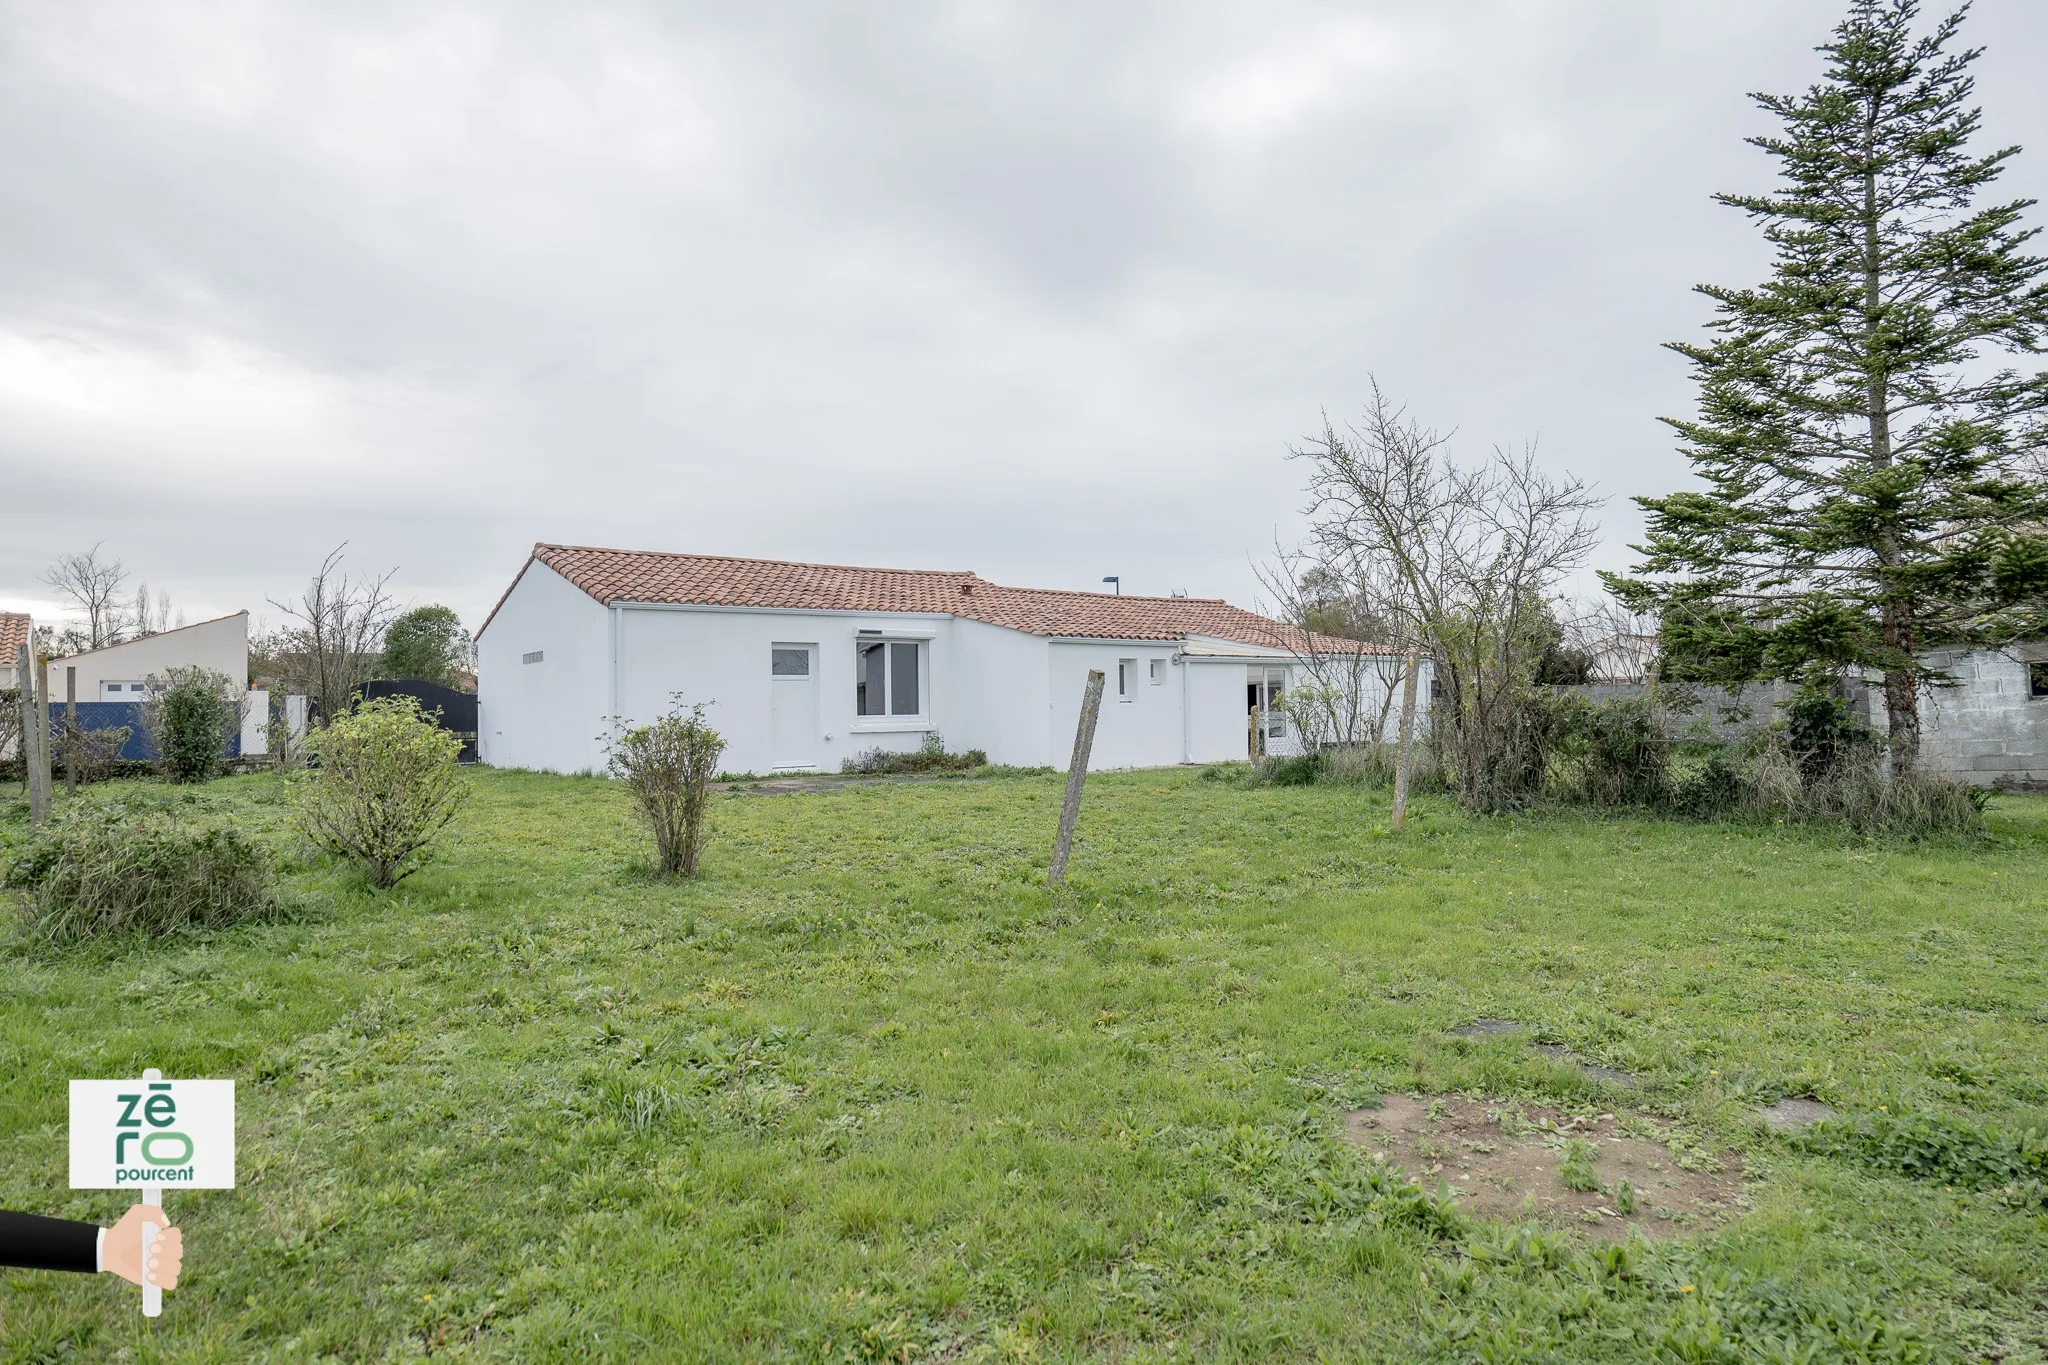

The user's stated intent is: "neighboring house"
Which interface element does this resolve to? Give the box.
[44,610,277,759]
[1,612,31,760]
[1588,633,1659,684]
[50,611,251,698]
[476,544,1402,775]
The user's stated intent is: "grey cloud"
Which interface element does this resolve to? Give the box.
[2,0,2045,629]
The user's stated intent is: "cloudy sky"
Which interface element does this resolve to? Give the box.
[3,0,2045,636]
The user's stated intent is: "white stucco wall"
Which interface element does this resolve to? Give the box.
[1047,641,1187,770]
[477,560,612,773]
[949,618,1055,767]
[52,612,250,698]
[611,606,970,776]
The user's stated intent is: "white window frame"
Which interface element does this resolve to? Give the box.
[1118,658,1136,701]
[851,635,931,732]
[1148,658,1165,685]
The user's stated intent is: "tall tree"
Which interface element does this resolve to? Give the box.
[1609,0,2048,773]
[379,605,473,688]
[41,545,129,650]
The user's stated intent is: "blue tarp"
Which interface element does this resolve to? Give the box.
[48,701,242,762]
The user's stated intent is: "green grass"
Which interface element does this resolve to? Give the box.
[2,769,2046,1362]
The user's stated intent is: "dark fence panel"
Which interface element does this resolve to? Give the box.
[47,701,243,761]
[356,680,479,762]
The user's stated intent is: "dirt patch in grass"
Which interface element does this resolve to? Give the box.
[1343,1094,1746,1242]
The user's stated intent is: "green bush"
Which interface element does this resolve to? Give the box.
[294,696,467,888]
[1552,693,1669,806]
[606,700,726,877]
[140,666,242,783]
[840,732,986,776]
[3,797,279,944]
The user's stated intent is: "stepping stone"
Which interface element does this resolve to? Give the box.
[1760,1098,1834,1132]
[1448,1018,1528,1038]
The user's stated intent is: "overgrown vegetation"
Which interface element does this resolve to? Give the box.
[840,732,989,776]
[1794,1111,2048,1208]
[140,665,241,783]
[606,698,726,877]
[294,696,468,888]
[0,767,2043,1357]
[1,796,279,944]
[1233,686,1990,836]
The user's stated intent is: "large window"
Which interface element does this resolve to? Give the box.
[856,639,923,718]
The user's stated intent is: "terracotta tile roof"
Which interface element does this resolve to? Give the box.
[480,544,1382,654]
[0,612,30,664]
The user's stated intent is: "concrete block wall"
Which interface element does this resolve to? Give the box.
[1559,648,2048,786]
[1916,649,2048,786]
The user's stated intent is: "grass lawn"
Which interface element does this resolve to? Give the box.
[3,767,2046,1363]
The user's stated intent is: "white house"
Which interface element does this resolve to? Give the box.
[51,611,252,699]
[43,610,279,757]
[476,544,1409,775]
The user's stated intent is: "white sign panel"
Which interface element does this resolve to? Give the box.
[69,1078,236,1190]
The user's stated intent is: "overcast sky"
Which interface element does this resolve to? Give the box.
[3,0,2045,635]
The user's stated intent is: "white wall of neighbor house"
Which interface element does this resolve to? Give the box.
[56,612,250,698]
[477,560,612,773]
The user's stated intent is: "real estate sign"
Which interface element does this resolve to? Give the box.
[69,1077,235,1190]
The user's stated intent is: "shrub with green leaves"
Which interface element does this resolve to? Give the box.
[606,699,726,877]
[294,696,467,889]
[142,666,241,783]
[2,797,279,943]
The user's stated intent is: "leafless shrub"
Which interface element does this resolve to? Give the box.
[605,700,727,877]
[266,544,399,724]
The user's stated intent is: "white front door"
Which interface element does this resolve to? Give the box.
[771,644,818,769]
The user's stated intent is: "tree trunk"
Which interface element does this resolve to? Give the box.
[1390,654,1421,830]
[1862,154,1919,776]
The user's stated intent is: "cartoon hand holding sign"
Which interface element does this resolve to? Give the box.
[66,1068,234,1316]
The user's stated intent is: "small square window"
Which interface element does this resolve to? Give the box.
[1149,658,1165,685]
[2031,661,2048,699]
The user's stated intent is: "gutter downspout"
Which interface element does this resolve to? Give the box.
[608,604,622,746]
[1178,647,1192,764]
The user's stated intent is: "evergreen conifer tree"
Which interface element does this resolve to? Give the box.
[1608,0,2048,772]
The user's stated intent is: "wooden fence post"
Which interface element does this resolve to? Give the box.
[13,644,31,802]
[1049,669,1106,886]
[64,665,77,794]
[1390,654,1421,831]
[33,649,53,818]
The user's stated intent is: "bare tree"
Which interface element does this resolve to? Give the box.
[42,545,130,650]
[1291,380,1603,813]
[267,545,399,724]
[130,583,176,638]
[1254,541,1409,749]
